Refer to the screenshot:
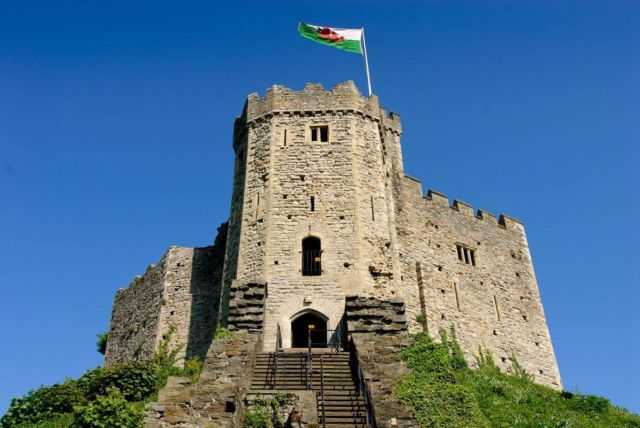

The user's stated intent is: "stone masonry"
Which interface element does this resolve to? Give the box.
[106,81,561,392]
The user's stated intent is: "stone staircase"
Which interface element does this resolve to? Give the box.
[251,351,371,427]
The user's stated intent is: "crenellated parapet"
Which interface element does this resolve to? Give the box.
[234,81,402,134]
[402,174,524,233]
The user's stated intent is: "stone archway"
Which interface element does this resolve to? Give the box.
[290,310,328,348]
[269,295,345,350]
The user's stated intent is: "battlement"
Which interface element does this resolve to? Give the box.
[235,81,401,133]
[402,174,524,232]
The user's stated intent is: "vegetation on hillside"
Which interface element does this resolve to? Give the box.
[1,326,203,428]
[397,328,640,427]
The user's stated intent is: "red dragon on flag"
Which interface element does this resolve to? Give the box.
[317,27,345,45]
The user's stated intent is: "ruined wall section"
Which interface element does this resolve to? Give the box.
[396,175,562,389]
[105,256,167,365]
[106,225,227,366]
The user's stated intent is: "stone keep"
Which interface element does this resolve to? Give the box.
[105,81,562,390]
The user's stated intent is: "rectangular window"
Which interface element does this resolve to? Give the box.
[311,125,329,142]
[456,244,476,266]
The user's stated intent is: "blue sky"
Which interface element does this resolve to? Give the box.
[1,0,638,415]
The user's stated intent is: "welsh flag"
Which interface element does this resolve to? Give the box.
[298,22,363,54]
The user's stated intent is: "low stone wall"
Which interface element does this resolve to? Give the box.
[346,295,407,334]
[145,333,261,427]
[351,334,417,428]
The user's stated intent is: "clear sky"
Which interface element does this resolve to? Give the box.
[1,0,638,415]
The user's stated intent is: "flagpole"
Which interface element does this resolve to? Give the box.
[361,27,372,97]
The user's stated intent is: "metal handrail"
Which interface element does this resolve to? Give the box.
[306,333,313,390]
[319,355,326,428]
[306,328,345,352]
[349,336,377,428]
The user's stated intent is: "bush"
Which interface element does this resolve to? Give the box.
[568,393,611,414]
[396,329,640,428]
[83,362,157,402]
[96,332,108,355]
[73,387,143,428]
[1,382,85,427]
[183,357,204,384]
[244,394,295,428]
[214,327,234,340]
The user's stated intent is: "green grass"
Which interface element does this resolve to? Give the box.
[397,331,640,428]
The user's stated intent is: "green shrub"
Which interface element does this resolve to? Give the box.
[96,332,108,355]
[508,352,534,381]
[73,387,143,428]
[1,382,85,427]
[244,407,273,428]
[83,362,156,402]
[568,393,611,414]
[243,394,295,428]
[214,327,235,340]
[396,329,640,428]
[183,357,204,384]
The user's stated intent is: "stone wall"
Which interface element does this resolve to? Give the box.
[145,333,261,427]
[345,295,407,334]
[394,175,562,389]
[105,224,227,365]
[351,334,416,428]
[226,82,405,350]
[105,257,167,364]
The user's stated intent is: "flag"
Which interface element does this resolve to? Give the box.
[298,22,363,54]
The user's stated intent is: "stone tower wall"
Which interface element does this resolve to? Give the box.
[394,175,562,389]
[224,82,404,349]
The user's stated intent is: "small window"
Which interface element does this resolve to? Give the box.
[456,244,476,266]
[310,196,315,212]
[302,236,322,276]
[311,125,329,142]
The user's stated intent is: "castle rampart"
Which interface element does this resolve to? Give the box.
[395,173,562,388]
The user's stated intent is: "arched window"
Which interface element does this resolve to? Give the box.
[302,236,321,276]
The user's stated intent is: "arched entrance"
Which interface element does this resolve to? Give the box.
[291,311,327,348]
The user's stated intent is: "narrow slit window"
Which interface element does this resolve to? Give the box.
[370,196,375,220]
[310,196,315,212]
[493,295,501,321]
[311,127,318,142]
[283,129,287,146]
[456,245,463,261]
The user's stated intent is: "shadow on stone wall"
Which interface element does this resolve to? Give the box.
[185,223,228,360]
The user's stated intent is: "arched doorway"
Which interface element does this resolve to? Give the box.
[291,311,327,348]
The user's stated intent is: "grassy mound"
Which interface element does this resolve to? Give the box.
[397,330,640,428]
[1,326,204,428]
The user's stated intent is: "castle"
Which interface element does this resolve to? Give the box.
[105,81,561,418]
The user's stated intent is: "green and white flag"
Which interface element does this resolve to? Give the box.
[298,22,363,54]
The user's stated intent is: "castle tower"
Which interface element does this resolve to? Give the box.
[221,81,404,350]
[106,81,561,391]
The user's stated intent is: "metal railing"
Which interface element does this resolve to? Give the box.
[349,336,377,428]
[319,355,326,427]
[306,328,345,352]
